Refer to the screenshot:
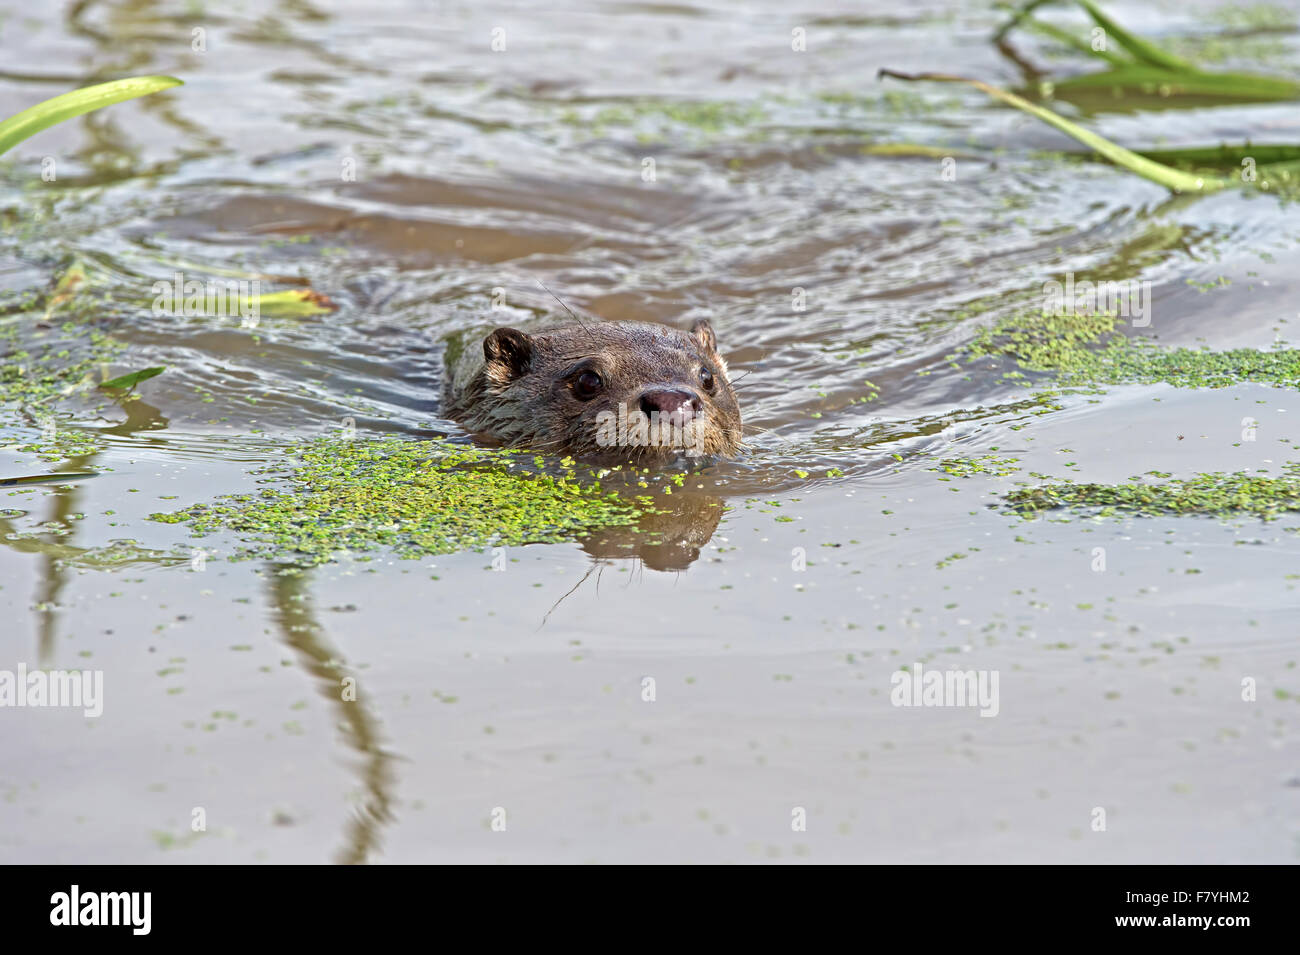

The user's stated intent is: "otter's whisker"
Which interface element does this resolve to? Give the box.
[536,280,593,333]
[539,558,604,629]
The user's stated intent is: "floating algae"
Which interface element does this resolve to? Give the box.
[927,455,1022,479]
[0,269,128,466]
[964,309,1300,390]
[1003,464,1300,521]
[0,321,123,409]
[149,437,651,564]
[957,310,1300,519]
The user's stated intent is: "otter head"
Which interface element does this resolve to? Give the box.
[475,319,742,465]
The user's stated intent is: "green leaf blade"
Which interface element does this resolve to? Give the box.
[0,76,183,157]
[99,367,166,392]
[1076,0,1192,71]
[879,70,1225,194]
[1048,64,1300,102]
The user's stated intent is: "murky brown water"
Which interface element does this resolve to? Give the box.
[2,0,1298,863]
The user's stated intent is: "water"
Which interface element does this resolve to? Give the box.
[1,0,1298,862]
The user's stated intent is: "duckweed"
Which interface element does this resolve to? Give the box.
[149,437,649,564]
[7,428,101,462]
[0,328,123,408]
[1004,464,1300,520]
[967,309,1300,389]
[927,454,1022,479]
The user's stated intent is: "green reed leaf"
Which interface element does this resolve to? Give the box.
[0,76,182,157]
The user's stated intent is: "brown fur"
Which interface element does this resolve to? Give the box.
[442,319,742,465]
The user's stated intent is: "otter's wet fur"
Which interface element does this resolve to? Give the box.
[442,319,742,465]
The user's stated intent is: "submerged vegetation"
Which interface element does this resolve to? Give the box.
[149,438,650,564]
[0,264,124,467]
[0,327,123,408]
[1,256,338,469]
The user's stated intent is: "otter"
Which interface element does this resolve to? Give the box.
[442,319,742,465]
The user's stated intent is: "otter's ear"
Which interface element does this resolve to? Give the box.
[691,318,718,353]
[483,327,534,380]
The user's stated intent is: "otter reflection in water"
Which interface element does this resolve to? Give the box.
[577,487,725,571]
[540,488,727,625]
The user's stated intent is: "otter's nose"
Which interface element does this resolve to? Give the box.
[639,389,701,426]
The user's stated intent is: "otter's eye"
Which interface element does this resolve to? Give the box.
[699,366,716,392]
[573,370,604,400]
